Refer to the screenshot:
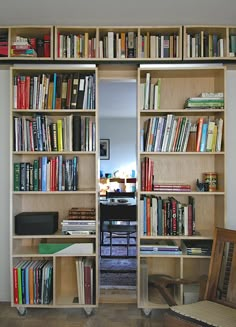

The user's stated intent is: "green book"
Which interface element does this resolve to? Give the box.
[33,159,39,191]
[14,162,20,191]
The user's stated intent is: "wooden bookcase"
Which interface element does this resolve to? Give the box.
[1,25,236,61]
[55,25,182,61]
[10,65,99,314]
[0,26,54,60]
[3,24,230,313]
[137,65,225,311]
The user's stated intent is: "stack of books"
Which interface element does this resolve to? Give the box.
[61,219,96,235]
[182,239,213,256]
[153,183,191,192]
[140,240,182,255]
[68,207,96,220]
[184,92,224,109]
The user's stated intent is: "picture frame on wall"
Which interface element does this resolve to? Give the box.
[100,139,110,160]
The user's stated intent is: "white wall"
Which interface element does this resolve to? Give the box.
[100,118,136,177]
[226,69,236,229]
[0,67,10,301]
[0,0,236,25]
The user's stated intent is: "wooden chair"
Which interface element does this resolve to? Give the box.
[162,227,236,327]
[100,192,136,257]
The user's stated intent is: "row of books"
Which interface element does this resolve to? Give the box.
[141,156,154,192]
[140,74,161,110]
[57,32,96,58]
[140,239,213,256]
[13,260,53,305]
[11,35,50,58]
[141,115,223,153]
[13,114,96,152]
[13,72,96,110]
[75,257,95,305]
[98,31,137,59]
[14,156,79,192]
[186,32,224,58]
[139,195,195,236]
[139,33,179,59]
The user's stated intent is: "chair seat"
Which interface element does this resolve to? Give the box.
[170,300,236,327]
[102,224,136,234]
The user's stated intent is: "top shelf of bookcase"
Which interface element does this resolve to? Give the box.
[0,25,236,62]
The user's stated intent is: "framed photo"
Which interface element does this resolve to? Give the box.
[100,139,110,160]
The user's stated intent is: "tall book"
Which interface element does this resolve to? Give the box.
[70,72,80,109]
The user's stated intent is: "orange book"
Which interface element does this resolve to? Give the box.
[196,117,204,151]
[121,32,126,58]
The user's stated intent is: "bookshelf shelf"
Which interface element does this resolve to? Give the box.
[137,65,225,310]
[1,25,236,62]
[10,65,99,310]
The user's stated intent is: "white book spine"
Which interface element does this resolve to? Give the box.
[108,31,114,58]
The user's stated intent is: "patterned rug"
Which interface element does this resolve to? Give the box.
[100,233,137,287]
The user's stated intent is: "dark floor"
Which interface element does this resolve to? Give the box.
[0,302,167,327]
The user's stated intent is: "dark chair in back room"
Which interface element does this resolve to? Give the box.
[100,191,137,257]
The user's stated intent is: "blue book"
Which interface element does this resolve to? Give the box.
[41,156,48,192]
[200,122,208,152]
[52,72,57,109]
[143,196,147,235]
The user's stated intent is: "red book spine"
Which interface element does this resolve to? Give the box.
[17,76,21,109]
[141,160,145,191]
[13,267,19,304]
[43,35,50,58]
[20,76,26,109]
[25,76,30,109]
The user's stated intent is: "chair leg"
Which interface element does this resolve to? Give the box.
[110,232,112,256]
[127,233,130,256]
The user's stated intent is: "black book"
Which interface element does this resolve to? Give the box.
[77,73,86,109]
[70,72,80,109]
[73,115,81,151]
[36,38,44,57]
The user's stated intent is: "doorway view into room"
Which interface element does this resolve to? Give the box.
[99,79,137,298]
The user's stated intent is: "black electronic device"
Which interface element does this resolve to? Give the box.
[15,211,58,235]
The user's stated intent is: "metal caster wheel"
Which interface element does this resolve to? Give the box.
[142,308,152,316]
[84,307,93,316]
[17,306,27,316]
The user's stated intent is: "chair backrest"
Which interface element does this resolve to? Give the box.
[204,227,236,309]
[106,191,136,199]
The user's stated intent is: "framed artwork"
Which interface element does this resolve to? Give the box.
[100,139,110,160]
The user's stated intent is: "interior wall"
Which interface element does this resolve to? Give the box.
[100,118,136,177]
[0,67,10,301]
[226,69,236,229]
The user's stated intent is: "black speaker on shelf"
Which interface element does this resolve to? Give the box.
[15,211,58,235]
